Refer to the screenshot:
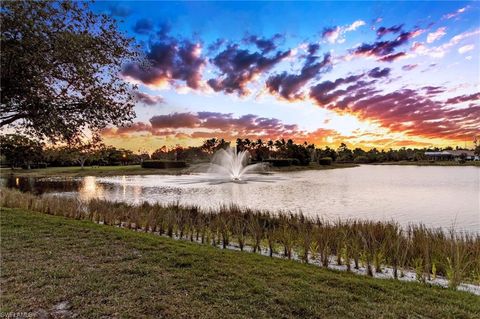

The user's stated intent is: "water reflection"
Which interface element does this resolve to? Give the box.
[79,176,105,201]
[1,165,479,231]
[2,176,82,194]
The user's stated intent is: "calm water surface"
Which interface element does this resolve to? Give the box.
[2,165,479,231]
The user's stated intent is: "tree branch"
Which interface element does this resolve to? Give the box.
[0,113,24,127]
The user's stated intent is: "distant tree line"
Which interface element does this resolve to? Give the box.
[2,134,478,169]
[0,134,147,169]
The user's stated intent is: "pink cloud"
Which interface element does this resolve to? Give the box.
[427,27,447,44]
[443,6,470,20]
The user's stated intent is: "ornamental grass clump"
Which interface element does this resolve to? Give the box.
[1,187,479,290]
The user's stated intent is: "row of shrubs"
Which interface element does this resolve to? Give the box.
[318,157,333,165]
[141,158,334,168]
[1,187,478,289]
[20,163,48,169]
[263,159,298,167]
[141,160,187,169]
[262,157,334,167]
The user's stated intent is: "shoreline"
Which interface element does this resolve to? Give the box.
[369,160,480,167]
[2,187,479,290]
[2,207,479,318]
[0,162,359,178]
[1,160,477,179]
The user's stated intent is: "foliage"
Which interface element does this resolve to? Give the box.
[263,159,294,167]
[2,133,478,169]
[152,145,209,162]
[317,146,337,162]
[0,0,137,142]
[201,138,230,154]
[141,160,187,169]
[354,155,369,163]
[0,134,44,168]
[337,143,354,162]
[2,187,479,290]
[67,141,104,168]
[3,208,479,318]
[318,157,332,165]
[473,136,480,156]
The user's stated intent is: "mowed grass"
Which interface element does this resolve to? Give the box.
[0,165,191,177]
[268,162,358,172]
[0,162,357,178]
[1,208,479,318]
[372,160,480,167]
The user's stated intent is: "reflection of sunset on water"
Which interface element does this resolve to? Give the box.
[79,176,105,201]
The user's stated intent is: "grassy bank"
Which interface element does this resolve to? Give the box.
[2,188,479,289]
[0,164,193,177]
[1,208,479,318]
[0,162,357,177]
[268,162,358,172]
[371,160,480,167]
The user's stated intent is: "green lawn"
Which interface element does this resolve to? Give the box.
[269,162,358,172]
[371,160,480,167]
[0,165,191,177]
[1,208,479,318]
[0,162,357,178]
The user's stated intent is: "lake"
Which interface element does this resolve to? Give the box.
[2,165,479,232]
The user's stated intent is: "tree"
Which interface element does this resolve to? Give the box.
[68,142,103,168]
[317,146,338,162]
[337,143,353,162]
[0,134,44,169]
[201,138,230,154]
[1,1,137,142]
[474,136,480,157]
[151,146,168,160]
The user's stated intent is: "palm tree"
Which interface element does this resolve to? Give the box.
[267,140,274,158]
[256,139,264,149]
[244,138,251,150]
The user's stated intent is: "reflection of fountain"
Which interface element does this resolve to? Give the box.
[209,147,264,182]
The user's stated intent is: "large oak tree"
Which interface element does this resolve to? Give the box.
[1,1,137,143]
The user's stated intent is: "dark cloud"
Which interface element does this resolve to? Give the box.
[122,31,206,90]
[367,67,391,78]
[307,43,320,55]
[117,122,153,134]
[345,89,479,140]
[310,75,480,140]
[265,52,332,101]
[309,74,367,106]
[376,25,403,38]
[321,26,340,42]
[103,112,303,141]
[208,38,226,53]
[133,19,154,35]
[244,33,284,53]
[378,52,406,62]
[422,86,446,96]
[208,45,291,96]
[150,113,200,128]
[108,4,132,17]
[445,92,480,104]
[134,92,164,106]
[351,29,419,61]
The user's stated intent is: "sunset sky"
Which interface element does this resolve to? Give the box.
[93,1,479,152]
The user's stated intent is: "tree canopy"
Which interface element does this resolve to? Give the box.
[0,134,44,168]
[0,0,137,143]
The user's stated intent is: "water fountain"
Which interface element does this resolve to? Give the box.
[208,147,264,182]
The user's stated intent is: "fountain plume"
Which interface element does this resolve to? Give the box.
[209,147,263,181]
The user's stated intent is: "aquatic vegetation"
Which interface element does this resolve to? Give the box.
[1,187,479,291]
